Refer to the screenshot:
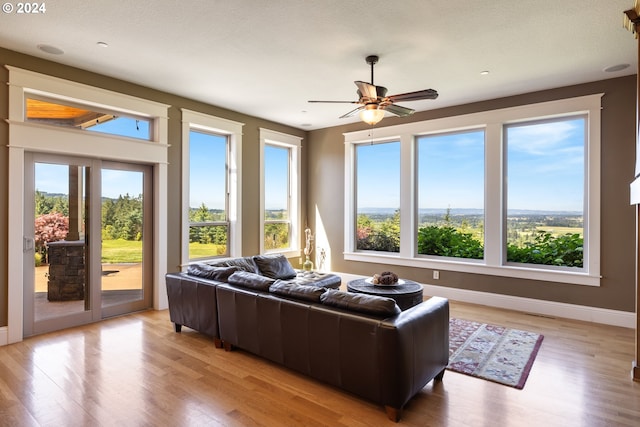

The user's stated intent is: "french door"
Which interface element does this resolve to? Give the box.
[23,153,152,336]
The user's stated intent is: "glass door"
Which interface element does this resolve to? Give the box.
[100,163,152,318]
[23,154,152,336]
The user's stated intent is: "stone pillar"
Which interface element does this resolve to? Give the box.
[47,240,85,301]
[67,166,82,241]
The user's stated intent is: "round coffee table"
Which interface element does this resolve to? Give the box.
[347,278,424,310]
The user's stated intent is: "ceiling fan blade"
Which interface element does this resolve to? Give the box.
[387,89,439,102]
[339,106,364,119]
[308,100,360,104]
[382,104,415,117]
[355,81,378,100]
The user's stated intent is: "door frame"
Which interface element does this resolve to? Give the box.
[6,66,170,344]
[22,155,155,336]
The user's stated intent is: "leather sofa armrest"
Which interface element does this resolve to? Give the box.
[378,297,449,411]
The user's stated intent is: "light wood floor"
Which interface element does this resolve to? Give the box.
[1,300,639,427]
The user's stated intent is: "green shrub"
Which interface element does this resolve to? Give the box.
[417,225,484,259]
[507,231,583,267]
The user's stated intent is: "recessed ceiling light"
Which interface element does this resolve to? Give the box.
[37,44,64,55]
[480,70,490,76]
[301,123,312,127]
[603,63,630,73]
[97,41,109,48]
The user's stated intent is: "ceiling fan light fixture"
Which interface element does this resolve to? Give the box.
[360,104,385,125]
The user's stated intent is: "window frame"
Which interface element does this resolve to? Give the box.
[344,94,602,286]
[259,128,302,257]
[354,139,402,253]
[181,109,243,266]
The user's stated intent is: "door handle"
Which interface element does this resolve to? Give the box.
[23,237,34,253]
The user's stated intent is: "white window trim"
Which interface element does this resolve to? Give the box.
[181,109,244,267]
[259,128,302,257]
[6,66,170,344]
[344,94,602,286]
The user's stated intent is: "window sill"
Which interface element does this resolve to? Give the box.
[343,252,600,286]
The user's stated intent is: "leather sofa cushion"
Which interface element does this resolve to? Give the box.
[253,254,297,280]
[187,264,238,282]
[212,256,260,274]
[269,281,327,303]
[320,289,401,317]
[227,271,276,291]
[288,271,341,289]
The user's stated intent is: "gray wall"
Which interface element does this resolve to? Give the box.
[307,75,637,313]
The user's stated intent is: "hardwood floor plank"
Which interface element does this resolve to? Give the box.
[1,301,639,426]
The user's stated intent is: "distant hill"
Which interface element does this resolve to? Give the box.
[358,207,581,216]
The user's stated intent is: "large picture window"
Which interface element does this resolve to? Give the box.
[416,130,485,260]
[505,117,585,268]
[344,94,601,286]
[355,141,401,253]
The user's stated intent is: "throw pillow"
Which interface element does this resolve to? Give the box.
[253,254,297,280]
[320,289,401,317]
[212,256,260,274]
[269,281,327,303]
[227,271,275,291]
[187,264,239,282]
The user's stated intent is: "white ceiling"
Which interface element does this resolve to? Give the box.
[0,0,637,130]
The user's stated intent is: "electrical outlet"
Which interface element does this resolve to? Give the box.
[433,270,439,280]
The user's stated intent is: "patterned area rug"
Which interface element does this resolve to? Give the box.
[448,318,544,389]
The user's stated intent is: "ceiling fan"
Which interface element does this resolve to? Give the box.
[308,55,438,125]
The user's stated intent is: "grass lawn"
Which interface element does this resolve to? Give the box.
[101,240,226,263]
[102,239,142,263]
[189,242,226,258]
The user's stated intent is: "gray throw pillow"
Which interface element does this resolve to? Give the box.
[269,281,326,303]
[187,264,239,282]
[227,271,275,291]
[253,254,297,280]
[212,256,260,274]
[320,289,401,317]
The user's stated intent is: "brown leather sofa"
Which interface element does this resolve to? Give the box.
[166,255,449,422]
[216,283,449,422]
[165,255,341,347]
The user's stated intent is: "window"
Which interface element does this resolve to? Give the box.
[505,117,585,268]
[355,141,401,252]
[344,94,601,285]
[182,110,243,265]
[264,144,291,250]
[416,130,485,260]
[26,97,152,140]
[260,129,301,255]
[188,130,229,260]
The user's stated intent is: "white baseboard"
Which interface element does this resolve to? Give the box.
[337,273,635,328]
[0,327,7,346]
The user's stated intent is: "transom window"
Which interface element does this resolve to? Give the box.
[25,97,152,140]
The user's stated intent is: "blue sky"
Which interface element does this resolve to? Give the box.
[357,116,585,213]
[35,164,142,200]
